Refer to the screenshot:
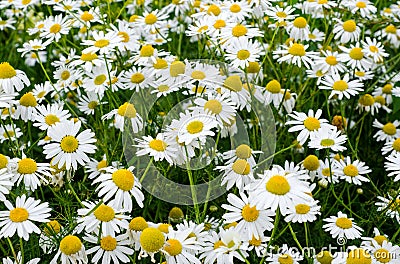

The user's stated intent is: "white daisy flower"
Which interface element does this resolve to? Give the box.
[0,124,22,143]
[332,19,361,43]
[50,235,88,264]
[14,92,39,122]
[224,38,264,69]
[43,120,97,170]
[222,143,261,168]
[12,156,52,192]
[373,119,400,142]
[0,194,51,241]
[346,0,377,18]
[242,233,270,258]
[322,211,363,240]
[313,50,346,75]
[319,73,364,100]
[315,158,340,185]
[70,52,105,73]
[384,152,400,182]
[336,156,371,185]
[362,37,389,64]
[308,126,348,152]
[375,194,400,223]
[286,16,310,41]
[365,239,400,264]
[2,251,40,264]
[216,158,255,192]
[284,199,321,223]
[135,133,177,165]
[77,92,103,115]
[265,244,304,264]
[273,42,318,69]
[82,30,122,55]
[32,81,52,103]
[193,94,237,126]
[82,64,115,96]
[120,66,154,91]
[40,14,71,42]
[33,103,71,131]
[135,9,169,32]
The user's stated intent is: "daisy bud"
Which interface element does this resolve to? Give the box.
[209,205,218,212]
[318,179,328,189]
[168,207,184,223]
[357,188,363,194]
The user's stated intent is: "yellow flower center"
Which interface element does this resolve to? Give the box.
[303,117,320,131]
[266,79,281,93]
[153,58,168,69]
[60,70,70,80]
[320,139,335,147]
[356,1,366,8]
[207,4,221,15]
[22,0,31,5]
[158,223,171,233]
[322,168,331,177]
[288,43,306,56]
[249,236,261,246]
[342,20,356,32]
[17,158,37,174]
[241,204,259,222]
[293,17,307,28]
[374,248,391,263]
[349,48,364,60]
[383,123,396,135]
[81,11,94,21]
[44,220,62,235]
[94,39,110,48]
[369,45,378,53]
[129,216,148,231]
[94,204,115,222]
[246,61,260,73]
[278,254,294,264]
[100,236,117,251]
[117,102,137,118]
[164,239,183,256]
[170,61,185,77]
[232,24,247,37]
[81,53,98,61]
[336,217,352,229]
[169,207,184,220]
[375,95,385,105]
[45,114,60,126]
[60,135,79,153]
[230,3,241,13]
[391,138,400,152]
[385,24,397,34]
[235,144,251,159]
[0,62,17,79]
[382,84,392,94]
[0,154,8,169]
[204,99,222,114]
[130,73,145,83]
[140,227,165,252]
[346,249,371,264]
[232,159,251,175]
[88,101,98,110]
[140,45,154,57]
[60,235,82,255]
[237,49,250,60]
[50,23,61,34]
[191,70,206,80]
[213,19,226,29]
[325,56,338,66]
[94,74,106,85]
[118,31,129,42]
[332,80,349,91]
[149,139,168,151]
[20,93,37,107]
[112,169,134,191]
[145,13,157,25]
[358,94,374,106]
[373,235,388,246]
[295,204,310,214]
[316,251,333,264]
[157,85,169,92]
[276,11,287,18]
[3,130,14,138]
[214,240,226,249]
[9,207,29,222]
[224,75,243,92]
[266,175,291,195]
[303,155,319,170]
[343,164,359,177]
[197,25,208,33]
[187,120,204,134]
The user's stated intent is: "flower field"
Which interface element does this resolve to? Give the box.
[0,0,400,263]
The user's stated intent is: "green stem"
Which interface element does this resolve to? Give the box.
[288,223,303,251]
[6,238,17,263]
[67,178,83,207]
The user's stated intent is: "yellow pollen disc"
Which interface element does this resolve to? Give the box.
[295,204,311,214]
[88,101,98,110]
[241,204,259,222]
[346,249,372,264]
[140,227,165,252]
[276,11,287,18]
[335,217,352,229]
[349,48,364,60]
[224,75,243,92]
[325,56,338,66]
[20,92,37,107]
[369,45,378,53]
[164,239,183,256]
[60,70,70,80]
[60,135,79,153]
[100,236,117,251]
[158,223,171,233]
[375,95,385,105]
[9,207,29,222]
[145,13,157,24]
[172,0,181,5]
[288,43,306,56]
[112,169,134,191]
[356,1,366,8]
[332,80,349,91]
[191,70,206,80]
[383,123,396,135]
[81,52,98,61]
[374,248,391,263]
[230,3,241,12]
[94,74,106,85]
[37,91,46,98]
[3,131,14,138]
[0,62,17,79]
[373,235,388,246]
[214,19,226,29]
[96,159,106,170]
[316,251,333,264]
[214,240,226,249]
[266,175,291,195]
[382,84,392,94]
[322,168,331,177]
[49,23,61,34]
[60,235,82,255]
[358,94,374,106]
[45,114,60,126]
[140,45,154,57]
[157,85,169,92]
[232,159,251,175]
[118,31,129,42]
[343,164,359,177]
[129,15,139,22]
[385,24,397,34]
[170,61,185,77]
[44,220,62,235]
[81,11,94,21]
[235,144,252,159]
[207,4,221,15]
[129,217,148,231]
[278,254,294,264]
[204,99,222,114]
[94,39,110,48]
[118,102,137,118]
[293,17,307,28]
[320,138,335,147]
[237,49,250,60]
[17,158,37,174]
[303,155,319,170]
[232,24,247,37]
[266,79,281,93]
[342,20,357,32]
[187,120,204,134]
[0,154,8,169]
[197,25,208,33]
[249,235,261,246]
[94,204,115,222]
[391,138,400,152]
[22,0,31,5]
[130,73,145,84]
[303,117,320,131]
[30,53,37,59]
[149,139,167,151]
[169,207,184,220]
[246,61,260,73]
[153,58,168,69]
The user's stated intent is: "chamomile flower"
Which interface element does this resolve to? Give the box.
[93,166,144,211]
[135,134,177,165]
[382,138,400,155]
[284,199,321,223]
[332,19,361,43]
[265,244,304,264]
[265,5,297,24]
[77,92,103,115]
[315,158,340,185]
[336,156,371,185]
[308,126,348,152]
[217,159,255,192]
[286,17,311,41]
[43,120,97,170]
[12,156,52,191]
[222,144,261,168]
[76,7,103,28]
[2,252,40,264]
[138,227,166,262]
[120,66,154,91]
[319,73,364,100]
[50,235,88,264]
[219,23,263,47]
[365,239,400,264]
[136,10,169,32]
[33,103,70,131]
[313,50,346,75]
[102,102,143,132]
[40,14,71,42]
[0,62,30,93]
[0,194,51,241]
[322,211,363,240]
[82,64,114,96]
[0,124,22,143]
[224,38,264,69]
[70,52,104,73]
[82,30,122,55]
[339,44,373,71]
[362,37,389,63]
[346,0,377,18]
[193,94,237,125]
[375,194,400,223]
[273,42,317,69]
[222,192,274,240]
[373,120,400,142]
[332,248,372,264]
[384,152,400,182]
[243,234,270,258]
